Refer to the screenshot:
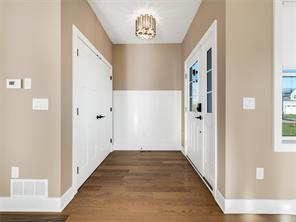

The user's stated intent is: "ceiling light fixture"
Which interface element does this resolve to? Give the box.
[135,14,156,40]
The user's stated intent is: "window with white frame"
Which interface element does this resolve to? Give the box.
[274,0,296,151]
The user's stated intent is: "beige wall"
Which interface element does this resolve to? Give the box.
[225,0,296,199]
[0,0,61,197]
[113,44,182,90]
[182,0,226,195]
[61,0,113,194]
[0,0,112,197]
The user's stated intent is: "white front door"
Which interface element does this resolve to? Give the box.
[187,49,204,175]
[75,36,112,189]
[203,37,215,188]
[185,22,216,191]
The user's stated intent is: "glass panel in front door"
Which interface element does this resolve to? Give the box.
[189,62,199,112]
[206,48,213,113]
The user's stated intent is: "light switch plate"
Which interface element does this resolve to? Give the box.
[23,78,32,89]
[32,98,49,110]
[6,79,21,89]
[256,167,264,180]
[11,167,19,178]
[243,97,256,110]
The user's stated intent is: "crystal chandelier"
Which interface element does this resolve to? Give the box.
[135,14,156,40]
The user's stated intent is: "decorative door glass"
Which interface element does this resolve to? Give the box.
[189,62,199,112]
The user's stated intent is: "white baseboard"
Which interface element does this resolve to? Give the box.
[225,199,296,215]
[0,186,75,212]
[181,146,185,155]
[215,190,225,212]
[0,196,61,212]
[2,178,295,215]
[215,190,296,215]
[113,144,182,151]
[60,186,76,211]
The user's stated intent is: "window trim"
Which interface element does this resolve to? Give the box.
[273,0,296,152]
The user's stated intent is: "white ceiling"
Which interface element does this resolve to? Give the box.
[88,0,202,44]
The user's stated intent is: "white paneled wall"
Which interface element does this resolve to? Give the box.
[113,90,182,150]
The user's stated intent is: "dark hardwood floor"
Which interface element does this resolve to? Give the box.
[63,151,296,222]
[0,214,68,222]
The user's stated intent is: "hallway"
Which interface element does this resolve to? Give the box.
[63,151,293,222]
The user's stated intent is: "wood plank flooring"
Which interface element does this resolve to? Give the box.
[0,214,68,222]
[63,151,296,222]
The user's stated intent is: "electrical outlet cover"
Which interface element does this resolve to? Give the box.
[256,167,264,180]
[11,167,19,178]
[243,97,256,110]
[32,98,49,110]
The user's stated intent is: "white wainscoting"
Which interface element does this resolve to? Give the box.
[113,90,182,150]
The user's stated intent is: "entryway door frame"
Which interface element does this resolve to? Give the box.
[72,25,113,193]
[184,20,218,198]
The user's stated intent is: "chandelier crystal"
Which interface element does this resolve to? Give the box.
[135,14,156,40]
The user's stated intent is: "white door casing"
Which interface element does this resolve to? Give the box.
[72,26,112,191]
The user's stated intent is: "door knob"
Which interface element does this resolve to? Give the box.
[195,116,202,120]
[96,115,105,119]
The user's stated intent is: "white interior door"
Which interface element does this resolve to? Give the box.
[187,48,204,175]
[94,55,112,169]
[185,22,216,191]
[75,36,112,189]
[101,61,113,154]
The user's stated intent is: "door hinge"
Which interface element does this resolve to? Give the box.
[110,107,112,112]
[110,138,113,143]
[110,76,112,80]
[185,73,188,79]
[77,48,79,56]
[76,107,79,116]
[76,166,79,174]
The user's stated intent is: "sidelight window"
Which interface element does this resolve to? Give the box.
[206,48,213,113]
